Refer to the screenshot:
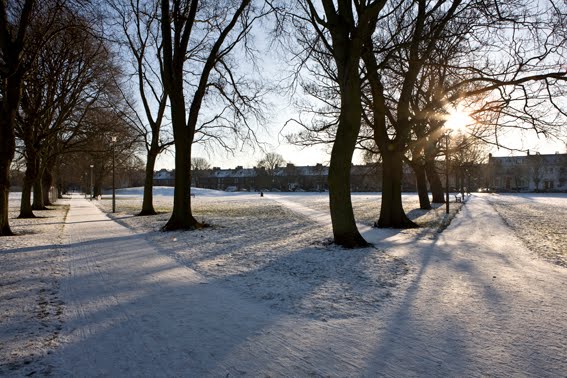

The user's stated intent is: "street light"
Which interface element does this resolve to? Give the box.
[445,132,450,214]
[90,164,94,200]
[111,136,117,213]
[444,116,467,214]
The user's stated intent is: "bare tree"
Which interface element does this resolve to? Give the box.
[191,157,211,171]
[109,0,172,216]
[257,152,285,175]
[15,6,117,217]
[361,0,477,228]
[360,0,566,227]
[160,0,267,231]
[0,0,36,235]
[68,105,143,198]
[284,0,387,247]
[191,157,210,187]
[528,153,544,191]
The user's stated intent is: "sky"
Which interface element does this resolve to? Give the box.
[154,107,567,171]
[148,2,567,171]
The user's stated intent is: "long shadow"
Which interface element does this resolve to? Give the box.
[359,196,566,376]
[31,194,404,375]
[40,236,299,375]
[16,215,133,227]
[4,197,327,375]
[8,194,565,376]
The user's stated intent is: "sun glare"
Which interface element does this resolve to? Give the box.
[445,108,475,132]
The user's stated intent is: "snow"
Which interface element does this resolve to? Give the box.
[113,185,253,198]
[1,190,566,376]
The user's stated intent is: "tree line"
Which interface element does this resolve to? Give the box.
[1,0,566,248]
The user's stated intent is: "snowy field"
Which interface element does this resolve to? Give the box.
[486,194,567,267]
[97,187,567,267]
[1,188,566,376]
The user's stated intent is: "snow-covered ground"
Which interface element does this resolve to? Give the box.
[1,189,566,376]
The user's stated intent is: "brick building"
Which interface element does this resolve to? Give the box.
[487,152,567,192]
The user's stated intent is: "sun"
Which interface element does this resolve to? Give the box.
[445,107,475,132]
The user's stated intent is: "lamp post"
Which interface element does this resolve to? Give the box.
[445,132,450,214]
[444,109,471,213]
[90,164,94,200]
[111,136,117,213]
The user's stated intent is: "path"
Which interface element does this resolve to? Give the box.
[49,196,320,376]
[47,194,567,376]
[265,193,567,375]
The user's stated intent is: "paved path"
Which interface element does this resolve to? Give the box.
[49,196,320,376]
[47,194,567,376]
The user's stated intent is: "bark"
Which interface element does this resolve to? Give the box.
[328,70,367,248]
[32,176,46,210]
[19,149,39,218]
[459,171,465,197]
[139,150,158,216]
[160,0,249,231]
[0,0,36,235]
[412,162,431,210]
[0,101,16,232]
[19,177,35,218]
[321,1,387,248]
[0,67,20,234]
[377,149,418,228]
[163,121,200,230]
[328,78,368,248]
[162,89,201,230]
[425,157,445,203]
[42,168,54,206]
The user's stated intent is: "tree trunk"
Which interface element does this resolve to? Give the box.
[1,99,17,233]
[412,162,431,210]
[328,62,367,248]
[139,150,157,216]
[18,153,39,218]
[328,142,367,247]
[32,177,47,210]
[425,159,445,203]
[19,178,35,218]
[163,131,201,230]
[459,170,465,197]
[423,140,445,203]
[42,168,54,206]
[377,149,418,228]
[162,94,201,230]
[0,0,34,235]
[0,115,16,232]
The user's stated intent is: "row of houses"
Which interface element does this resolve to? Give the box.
[487,152,567,192]
[153,152,567,193]
[155,163,384,192]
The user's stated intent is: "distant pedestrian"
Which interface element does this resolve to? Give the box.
[260,191,264,197]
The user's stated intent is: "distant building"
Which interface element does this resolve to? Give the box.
[487,152,567,192]
[153,152,567,193]
[153,168,175,186]
[154,163,383,192]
